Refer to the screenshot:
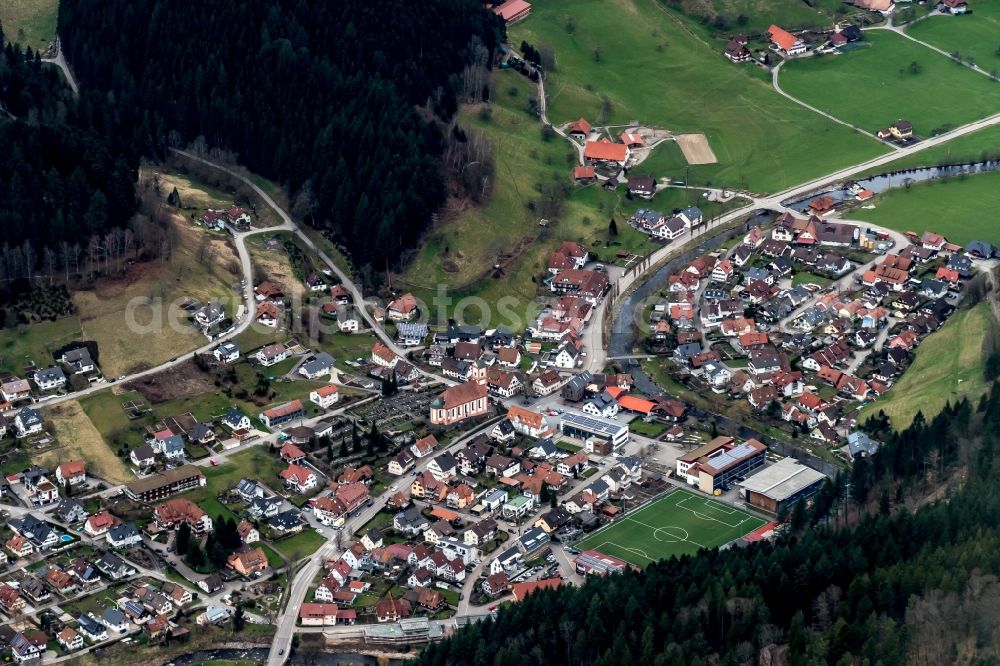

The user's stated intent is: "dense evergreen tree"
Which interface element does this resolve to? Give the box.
[174,520,191,555]
[58,0,502,268]
[419,386,1000,666]
[0,41,139,281]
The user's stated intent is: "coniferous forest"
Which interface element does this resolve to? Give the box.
[0,24,139,285]
[419,391,1000,666]
[57,0,502,268]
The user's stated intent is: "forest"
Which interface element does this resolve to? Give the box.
[418,390,1000,666]
[0,27,140,289]
[57,0,502,271]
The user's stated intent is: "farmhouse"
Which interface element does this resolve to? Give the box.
[627,175,655,198]
[568,118,592,139]
[387,293,419,321]
[493,0,532,25]
[620,131,644,149]
[940,0,968,15]
[724,38,751,62]
[573,166,596,183]
[768,25,807,56]
[584,140,630,167]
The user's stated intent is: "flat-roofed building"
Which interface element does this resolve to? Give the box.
[559,412,629,453]
[738,457,826,514]
[676,436,767,494]
[125,466,206,503]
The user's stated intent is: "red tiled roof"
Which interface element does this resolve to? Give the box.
[265,400,304,420]
[584,140,628,162]
[437,381,488,410]
[617,395,655,414]
[494,0,531,22]
[768,25,799,52]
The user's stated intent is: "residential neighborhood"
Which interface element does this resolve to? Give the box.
[0,0,996,662]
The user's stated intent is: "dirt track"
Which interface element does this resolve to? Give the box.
[676,133,718,165]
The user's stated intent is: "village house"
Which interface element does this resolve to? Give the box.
[55,460,87,486]
[255,342,287,366]
[280,464,318,493]
[227,546,269,577]
[387,293,419,321]
[310,384,340,409]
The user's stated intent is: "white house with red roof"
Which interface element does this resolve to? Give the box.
[386,293,418,321]
[309,385,340,409]
[371,342,398,368]
[55,460,86,486]
[768,25,807,56]
[279,464,318,493]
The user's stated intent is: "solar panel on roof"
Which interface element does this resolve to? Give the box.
[561,412,624,436]
[705,442,759,471]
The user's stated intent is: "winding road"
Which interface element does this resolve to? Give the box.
[769,60,900,150]
[20,28,1000,663]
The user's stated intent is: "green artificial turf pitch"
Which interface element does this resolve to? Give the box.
[574,488,767,566]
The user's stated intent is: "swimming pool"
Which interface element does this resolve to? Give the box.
[60,534,73,543]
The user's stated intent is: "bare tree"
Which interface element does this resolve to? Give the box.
[21,240,35,283]
[43,247,56,285]
[59,241,71,281]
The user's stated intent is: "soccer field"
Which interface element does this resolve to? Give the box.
[574,489,768,567]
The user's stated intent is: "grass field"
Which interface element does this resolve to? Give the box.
[666,0,847,35]
[399,72,660,326]
[42,400,132,484]
[510,0,886,193]
[859,301,994,428]
[0,317,83,376]
[780,31,1000,138]
[72,220,242,376]
[399,69,741,326]
[574,488,767,565]
[78,389,149,451]
[792,271,833,287]
[247,233,307,301]
[0,0,57,51]
[907,2,1000,72]
[851,170,1000,246]
[138,374,325,425]
[273,528,326,559]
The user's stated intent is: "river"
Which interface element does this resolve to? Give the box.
[607,210,841,477]
[171,648,407,665]
[785,159,1000,211]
